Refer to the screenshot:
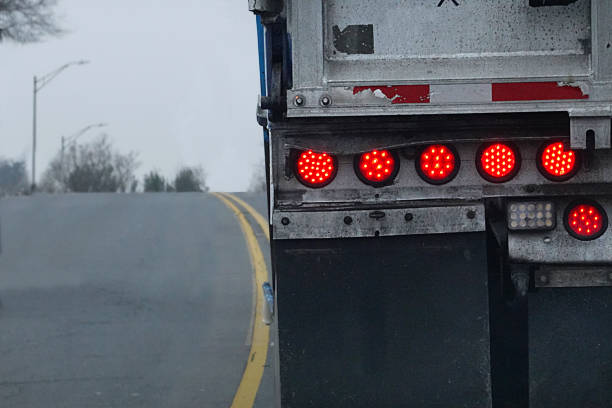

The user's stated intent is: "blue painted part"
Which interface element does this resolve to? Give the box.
[256,15,269,142]
[256,15,267,97]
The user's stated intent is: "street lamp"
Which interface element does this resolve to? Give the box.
[31,59,90,192]
[60,123,107,188]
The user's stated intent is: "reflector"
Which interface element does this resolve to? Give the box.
[355,149,399,187]
[508,201,556,231]
[295,150,337,188]
[538,141,579,181]
[476,142,521,183]
[417,144,459,185]
[564,201,608,240]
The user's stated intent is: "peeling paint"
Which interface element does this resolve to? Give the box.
[353,85,430,104]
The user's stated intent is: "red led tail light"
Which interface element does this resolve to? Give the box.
[537,141,579,181]
[416,144,460,185]
[295,150,337,188]
[564,201,608,240]
[355,149,399,187]
[476,142,521,183]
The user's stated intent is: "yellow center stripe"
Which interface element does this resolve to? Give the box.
[219,193,269,240]
[212,192,270,408]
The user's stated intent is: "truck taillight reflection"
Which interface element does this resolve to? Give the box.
[355,149,398,187]
[295,150,337,188]
[417,144,459,184]
[477,142,520,183]
[538,141,579,181]
[565,201,608,240]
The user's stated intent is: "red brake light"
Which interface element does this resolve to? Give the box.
[295,150,337,188]
[538,141,579,181]
[564,201,608,240]
[476,142,521,183]
[417,144,460,185]
[355,149,399,187]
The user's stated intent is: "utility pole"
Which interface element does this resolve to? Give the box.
[30,60,90,193]
[32,76,37,192]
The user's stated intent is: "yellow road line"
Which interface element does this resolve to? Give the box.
[212,192,270,408]
[220,193,269,240]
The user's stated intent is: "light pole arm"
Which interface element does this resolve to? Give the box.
[35,60,90,92]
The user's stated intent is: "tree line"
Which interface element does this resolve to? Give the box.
[0,135,209,195]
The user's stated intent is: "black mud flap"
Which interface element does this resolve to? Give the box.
[529,287,612,408]
[274,233,491,408]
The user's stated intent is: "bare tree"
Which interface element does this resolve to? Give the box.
[0,157,28,196]
[248,159,267,193]
[0,0,62,43]
[172,166,209,193]
[40,134,139,193]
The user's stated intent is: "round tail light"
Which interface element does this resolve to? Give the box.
[564,201,608,240]
[416,144,460,185]
[355,149,399,187]
[476,142,521,183]
[537,141,579,181]
[295,150,337,188]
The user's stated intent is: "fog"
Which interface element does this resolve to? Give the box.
[0,1,262,192]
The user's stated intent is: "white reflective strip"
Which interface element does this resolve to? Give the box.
[429,84,492,104]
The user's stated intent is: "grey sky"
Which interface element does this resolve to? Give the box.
[0,0,262,192]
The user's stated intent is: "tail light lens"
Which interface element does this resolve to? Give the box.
[295,150,337,188]
[355,149,399,187]
[416,144,460,185]
[476,142,521,183]
[564,201,608,240]
[537,141,579,181]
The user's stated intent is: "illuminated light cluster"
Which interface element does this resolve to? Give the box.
[565,203,607,240]
[296,150,336,187]
[539,142,578,180]
[477,143,520,182]
[418,144,458,184]
[508,201,555,231]
[357,149,397,185]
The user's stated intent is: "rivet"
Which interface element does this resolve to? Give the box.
[294,95,305,106]
[281,217,290,226]
[405,213,413,222]
[467,210,476,219]
[539,274,549,284]
[343,216,353,225]
[320,95,332,107]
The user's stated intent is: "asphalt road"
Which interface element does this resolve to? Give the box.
[0,192,272,408]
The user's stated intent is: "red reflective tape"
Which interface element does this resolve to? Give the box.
[353,85,430,104]
[492,82,588,102]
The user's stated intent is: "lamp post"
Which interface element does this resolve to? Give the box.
[31,60,90,192]
[60,123,107,188]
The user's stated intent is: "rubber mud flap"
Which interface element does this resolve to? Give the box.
[529,287,612,408]
[273,233,491,407]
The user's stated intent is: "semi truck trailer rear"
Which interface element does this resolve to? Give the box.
[251,1,612,406]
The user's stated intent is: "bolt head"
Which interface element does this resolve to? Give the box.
[294,95,304,106]
[467,210,476,219]
[405,213,413,222]
[281,217,290,226]
[343,216,353,225]
[320,95,331,107]
[539,274,549,284]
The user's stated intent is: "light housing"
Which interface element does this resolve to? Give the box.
[564,200,608,241]
[416,144,460,185]
[537,141,580,181]
[354,149,399,187]
[295,150,337,188]
[507,201,556,231]
[476,142,521,183]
